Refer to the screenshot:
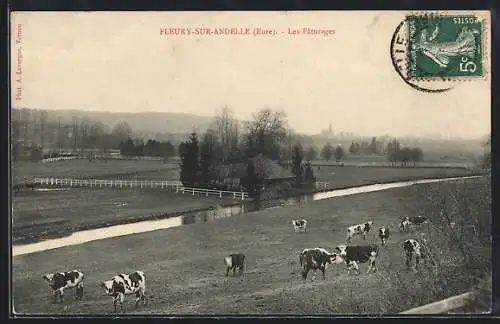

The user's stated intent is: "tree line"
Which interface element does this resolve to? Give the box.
[302,138,425,166]
[119,138,176,161]
[11,108,181,161]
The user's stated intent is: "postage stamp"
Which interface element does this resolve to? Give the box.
[407,14,485,79]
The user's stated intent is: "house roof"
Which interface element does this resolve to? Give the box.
[217,154,295,181]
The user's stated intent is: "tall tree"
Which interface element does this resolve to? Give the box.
[410,147,424,166]
[245,108,288,160]
[320,143,334,161]
[213,106,238,162]
[349,141,356,154]
[291,143,304,188]
[386,141,394,166]
[179,132,200,187]
[334,145,345,163]
[369,137,377,155]
[199,130,218,186]
[305,146,318,161]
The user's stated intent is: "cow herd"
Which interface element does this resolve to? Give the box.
[295,215,432,280]
[40,215,432,312]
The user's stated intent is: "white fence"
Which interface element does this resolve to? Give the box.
[41,156,79,163]
[32,177,250,200]
[400,292,475,314]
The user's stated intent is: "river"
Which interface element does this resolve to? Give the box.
[12,175,481,257]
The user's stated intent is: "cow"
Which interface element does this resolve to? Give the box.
[42,270,84,303]
[400,216,430,232]
[403,239,430,270]
[100,271,147,312]
[225,253,245,276]
[292,219,308,232]
[299,248,340,280]
[334,244,379,275]
[346,221,373,243]
[378,226,390,246]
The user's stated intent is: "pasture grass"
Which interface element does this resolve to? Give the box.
[311,165,479,189]
[12,159,179,185]
[12,189,237,244]
[12,176,491,315]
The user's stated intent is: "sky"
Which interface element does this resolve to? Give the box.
[10,11,491,138]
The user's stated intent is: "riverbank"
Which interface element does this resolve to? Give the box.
[12,176,490,315]
[12,189,240,245]
[12,166,484,245]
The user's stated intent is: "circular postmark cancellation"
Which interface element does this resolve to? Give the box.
[390,13,487,93]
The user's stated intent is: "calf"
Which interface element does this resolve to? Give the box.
[403,239,429,270]
[346,221,373,243]
[400,216,429,232]
[334,244,379,275]
[299,248,339,280]
[100,271,147,312]
[225,253,245,276]
[292,219,308,232]
[42,270,84,303]
[378,226,390,246]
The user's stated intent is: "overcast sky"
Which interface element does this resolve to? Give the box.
[10,11,491,138]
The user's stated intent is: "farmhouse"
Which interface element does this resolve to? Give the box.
[215,154,296,200]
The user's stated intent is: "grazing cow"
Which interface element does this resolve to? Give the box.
[299,248,339,280]
[334,244,379,275]
[403,239,429,270]
[346,221,373,243]
[225,253,245,276]
[400,216,430,232]
[100,271,147,312]
[42,270,84,303]
[378,226,390,246]
[292,219,308,232]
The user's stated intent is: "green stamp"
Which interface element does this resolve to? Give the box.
[407,15,484,78]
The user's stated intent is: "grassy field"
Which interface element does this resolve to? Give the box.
[12,160,180,185]
[12,176,491,315]
[311,166,479,189]
[12,189,237,244]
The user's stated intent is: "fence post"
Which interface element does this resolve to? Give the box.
[219,191,222,198]
[233,192,236,199]
[192,188,195,195]
[206,191,208,197]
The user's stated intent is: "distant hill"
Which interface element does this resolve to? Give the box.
[13,108,216,136]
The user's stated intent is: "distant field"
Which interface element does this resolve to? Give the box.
[12,160,179,185]
[312,165,480,189]
[12,176,490,315]
[12,188,237,244]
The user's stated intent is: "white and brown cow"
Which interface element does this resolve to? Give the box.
[225,253,245,276]
[42,270,84,303]
[378,226,390,246]
[399,216,430,232]
[334,244,379,275]
[299,248,340,280]
[403,239,430,270]
[100,271,147,312]
[292,219,308,232]
[346,221,373,243]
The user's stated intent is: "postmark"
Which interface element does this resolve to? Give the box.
[390,12,488,92]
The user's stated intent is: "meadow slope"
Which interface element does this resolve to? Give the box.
[12,176,491,315]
